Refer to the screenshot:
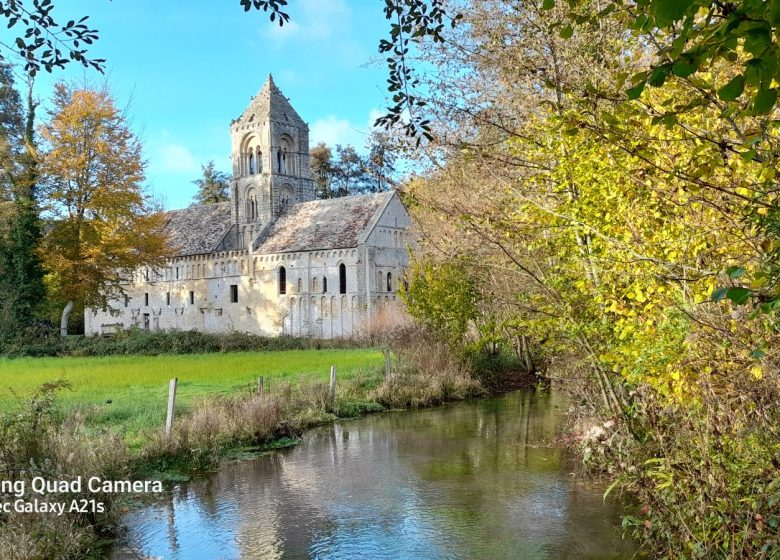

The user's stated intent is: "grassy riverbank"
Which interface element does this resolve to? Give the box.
[0,333,522,559]
[0,349,383,447]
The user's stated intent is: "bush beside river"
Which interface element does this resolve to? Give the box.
[0,329,530,559]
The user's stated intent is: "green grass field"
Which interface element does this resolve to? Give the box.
[0,349,383,443]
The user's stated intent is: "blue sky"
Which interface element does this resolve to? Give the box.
[10,0,391,209]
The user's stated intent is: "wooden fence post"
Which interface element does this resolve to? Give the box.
[328,365,337,410]
[165,378,177,437]
[384,349,392,379]
[257,376,264,395]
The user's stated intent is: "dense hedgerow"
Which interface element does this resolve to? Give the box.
[0,329,363,358]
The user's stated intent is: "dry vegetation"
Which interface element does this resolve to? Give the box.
[0,327,514,559]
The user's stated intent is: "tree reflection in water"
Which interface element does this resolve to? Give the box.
[114,389,637,560]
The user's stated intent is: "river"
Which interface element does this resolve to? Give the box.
[112,389,637,559]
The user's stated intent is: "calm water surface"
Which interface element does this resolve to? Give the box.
[113,389,637,559]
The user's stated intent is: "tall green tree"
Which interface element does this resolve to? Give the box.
[331,145,368,197]
[364,131,397,193]
[191,160,230,205]
[0,66,45,340]
[310,142,334,199]
[310,142,376,198]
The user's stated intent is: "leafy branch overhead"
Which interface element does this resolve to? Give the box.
[545,0,780,116]
[0,0,460,146]
[239,0,290,25]
[0,0,294,77]
[0,0,103,76]
[376,0,462,143]
[241,0,462,144]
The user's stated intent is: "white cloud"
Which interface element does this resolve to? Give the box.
[262,0,350,44]
[310,108,386,150]
[311,115,353,147]
[158,143,198,173]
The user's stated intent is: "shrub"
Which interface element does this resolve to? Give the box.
[0,328,366,358]
[577,373,780,559]
[0,381,130,560]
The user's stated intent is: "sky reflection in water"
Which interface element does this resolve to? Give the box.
[115,389,637,560]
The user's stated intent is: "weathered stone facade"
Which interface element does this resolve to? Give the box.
[85,77,411,338]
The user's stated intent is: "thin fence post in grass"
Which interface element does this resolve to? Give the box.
[328,365,337,410]
[165,378,178,438]
[384,348,392,379]
[257,376,264,395]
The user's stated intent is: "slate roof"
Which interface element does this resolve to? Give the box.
[163,202,232,256]
[257,192,392,254]
[234,75,306,128]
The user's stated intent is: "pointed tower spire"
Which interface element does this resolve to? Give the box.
[234,75,305,127]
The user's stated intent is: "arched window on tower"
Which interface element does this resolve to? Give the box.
[246,189,258,221]
[277,148,283,174]
[283,148,289,174]
[257,150,263,173]
[323,277,327,293]
[249,154,255,174]
[278,266,287,295]
[387,272,393,292]
[339,264,347,294]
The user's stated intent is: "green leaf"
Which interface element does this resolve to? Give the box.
[711,288,728,302]
[726,266,746,279]
[671,58,697,78]
[559,25,573,39]
[603,477,621,501]
[653,0,691,27]
[647,65,669,87]
[726,287,751,305]
[626,82,646,100]
[741,148,758,162]
[752,87,778,115]
[767,0,780,27]
[601,111,619,125]
[744,27,771,57]
[751,348,766,359]
[717,75,744,101]
[542,0,555,9]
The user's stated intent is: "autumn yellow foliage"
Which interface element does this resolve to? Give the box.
[39,84,169,332]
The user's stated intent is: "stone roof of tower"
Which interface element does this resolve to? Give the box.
[234,75,306,128]
[163,202,233,256]
[257,192,394,253]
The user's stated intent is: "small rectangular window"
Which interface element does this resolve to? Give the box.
[166,292,171,306]
[189,291,195,305]
[144,293,149,306]
[230,284,238,303]
[176,267,179,279]
[124,295,129,308]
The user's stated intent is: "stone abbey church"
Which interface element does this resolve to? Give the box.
[85,76,411,338]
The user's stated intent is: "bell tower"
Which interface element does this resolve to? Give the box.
[229,75,315,248]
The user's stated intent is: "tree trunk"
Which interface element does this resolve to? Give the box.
[60,300,74,337]
[520,335,536,376]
